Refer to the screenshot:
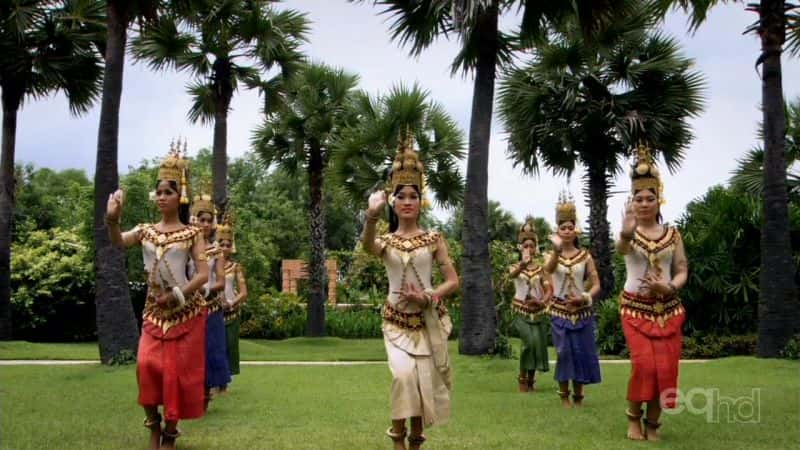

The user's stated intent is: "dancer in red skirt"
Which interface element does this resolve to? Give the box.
[616,144,689,442]
[107,142,209,450]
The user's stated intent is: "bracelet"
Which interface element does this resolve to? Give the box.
[619,232,633,241]
[172,286,186,306]
[104,215,120,225]
[423,288,441,307]
[581,292,593,307]
[365,210,380,221]
[667,282,678,295]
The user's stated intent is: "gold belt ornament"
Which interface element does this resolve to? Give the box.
[548,300,592,325]
[511,299,547,320]
[143,289,205,333]
[382,301,448,331]
[620,291,684,328]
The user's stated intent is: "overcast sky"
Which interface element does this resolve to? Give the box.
[14,1,800,233]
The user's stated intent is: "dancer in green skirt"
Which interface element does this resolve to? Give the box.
[509,218,553,392]
[217,213,248,377]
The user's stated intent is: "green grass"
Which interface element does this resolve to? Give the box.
[0,341,99,360]
[1,354,797,449]
[0,338,585,361]
[0,338,387,361]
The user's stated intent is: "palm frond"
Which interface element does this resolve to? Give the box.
[130,15,195,71]
[361,0,452,56]
[186,80,216,125]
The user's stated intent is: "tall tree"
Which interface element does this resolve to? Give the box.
[0,0,103,339]
[332,83,465,210]
[253,63,359,336]
[93,0,162,364]
[358,0,647,354]
[133,0,309,218]
[661,0,800,357]
[498,16,705,302]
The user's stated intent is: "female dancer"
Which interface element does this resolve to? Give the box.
[216,213,248,378]
[363,131,459,450]
[191,192,230,404]
[545,192,601,407]
[509,219,552,393]
[106,145,208,450]
[616,144,688,441]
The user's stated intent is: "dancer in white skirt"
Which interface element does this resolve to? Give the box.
[362,130,459,450]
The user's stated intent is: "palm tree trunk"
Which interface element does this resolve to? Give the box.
[306,146,326,337]
[94,2,139,364]
[757,0,800,357]
[213,106,228,219]
[584,158,614,303]
[0,87,23,340]
[460,2,499,355]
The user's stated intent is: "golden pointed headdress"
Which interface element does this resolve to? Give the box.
[630,143,663,202]
[389,127,425,192]
[517,217,538,244]
[215,210,236,252]
[555,190,577,225]
[190,179,216,219]
[158,138,191,204]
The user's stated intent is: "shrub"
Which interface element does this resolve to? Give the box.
[780,334,800,360]
[240,290,306,339]
[326,305,382,338]
[681,333,757,359]
[11,228,95,341]
[596,296,625,356]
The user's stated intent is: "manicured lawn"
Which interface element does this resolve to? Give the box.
[0,338,388,361]
[1,338,565,361]
[1,354,797,449]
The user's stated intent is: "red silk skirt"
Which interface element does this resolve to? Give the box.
[622,305,685,409]
[137,312,207,421]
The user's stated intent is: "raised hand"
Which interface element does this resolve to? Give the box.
[521,248,532,266]
[106,189,125,221]
[367,190,386,218]
[621,198,637,238]
[549,233,563,253]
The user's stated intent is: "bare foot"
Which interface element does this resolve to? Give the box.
[159,429,179,450]
[561,396,573,408]
[645,421,661,441]
[148,428,161,450]
[408,435,426,450]
[626,418,645,441]
[573,396,584,407]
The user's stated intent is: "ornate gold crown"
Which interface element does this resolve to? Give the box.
[190,179,216,218]
[158,139,190,204]
[518,218,538,244]
[215,211,235,244]
[389,127,425,192]
[555,191,577,224]
[629,143,663,197]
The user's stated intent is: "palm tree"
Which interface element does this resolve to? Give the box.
[93,0,163,364]
[0,0,103,340]
[662,0,800,356]
[731,97,800,201]
[332,83,465,210]
[132,0,309,218]
[357,0,648,354]
[497,17,706,302]
[253,63,359,337]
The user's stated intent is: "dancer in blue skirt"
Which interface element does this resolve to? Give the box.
[544,192,602,407]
